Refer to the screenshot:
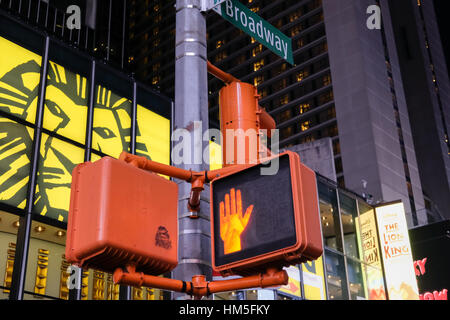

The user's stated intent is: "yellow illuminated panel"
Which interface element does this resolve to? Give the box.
[34,134,85,222]
[93,271,105,300]
[0,36,41,123]
[209,141,222,171]
[136,104,170,165]
[34,248,49,295]
[59,255,70,300]
[92,85,131,158]
[133,287,144,300]
[301,256,327,300]
[3,243,16,293]
[0,116,34,209]
[43,61,88,144]
[219,188,254,254]
[146,288,155,300]
[81,269,89,300]
[106,273,119,300]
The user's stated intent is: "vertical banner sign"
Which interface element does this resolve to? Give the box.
[375,202,419,300]
[214,0,294,65]
[355,210,386,300]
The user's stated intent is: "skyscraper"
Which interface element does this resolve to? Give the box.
[129,0,450,227]
[389,0,450,223]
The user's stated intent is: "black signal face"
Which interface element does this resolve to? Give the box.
[212,154,297,268]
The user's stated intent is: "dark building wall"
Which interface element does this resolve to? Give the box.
[322,0,426,227]
[389,0,450,221]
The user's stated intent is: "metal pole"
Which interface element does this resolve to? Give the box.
[9,36,50,300]
[173,0,210,300]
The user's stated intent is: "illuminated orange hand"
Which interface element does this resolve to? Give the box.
[219,188,254,254]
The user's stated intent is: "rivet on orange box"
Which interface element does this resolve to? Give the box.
[65,157,178,275]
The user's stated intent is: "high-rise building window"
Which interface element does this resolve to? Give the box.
[296,69,309,82]
[253,59,265,71]
[300,120,311,132]
[299,103,311,114]
[319,91,334,105]
[254,75,264,87]
[290,25,303,37]
[252,44,263,57]
[289,9,302,23]
[276,109,292,124]
[214,51,228,63]
[323,74,332,86]
[281,126,294,140]
[216,40,225,49]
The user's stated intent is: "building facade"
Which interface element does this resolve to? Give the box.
[0,9,172,299]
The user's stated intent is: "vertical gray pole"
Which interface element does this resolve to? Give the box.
[173,0,211,300]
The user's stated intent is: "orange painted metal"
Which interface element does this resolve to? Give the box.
[66,156,178,275]
[119,151,250,213]
[210,151,323,276]
[207,61,240,84]
[207,61,276,167]
[113,264,288,299]
[219,81,261,167]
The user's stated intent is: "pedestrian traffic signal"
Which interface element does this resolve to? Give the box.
[66,157,178,276]
[210,151,323,276]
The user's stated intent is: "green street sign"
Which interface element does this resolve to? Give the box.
[214,0,294,65]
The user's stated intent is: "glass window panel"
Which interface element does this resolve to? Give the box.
[245,289,259,300]
[92,85,131,158]
[24,220,66,300]
[0,36,41,123]
[136,105,170,165]
[0,116,34,209]
[318,181,343,252]
[43,61,88,145]
[0,210,20,299]
[339,191,360,259]
[213,290,246,300]
[346,257,366,300]
[324,249,349,300]
[34,134,85,222]
[277,293,295,300]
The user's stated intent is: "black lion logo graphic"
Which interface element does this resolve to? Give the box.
[155,226,172,250]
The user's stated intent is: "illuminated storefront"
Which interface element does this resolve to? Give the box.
[0,14,171,300]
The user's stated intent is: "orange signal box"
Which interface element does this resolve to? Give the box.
[66,157,178,275]
[210,151,323,277]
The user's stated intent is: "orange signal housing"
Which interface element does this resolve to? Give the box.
[219,81,276,167]
[210,151,323,276]
[66,157,178,275]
